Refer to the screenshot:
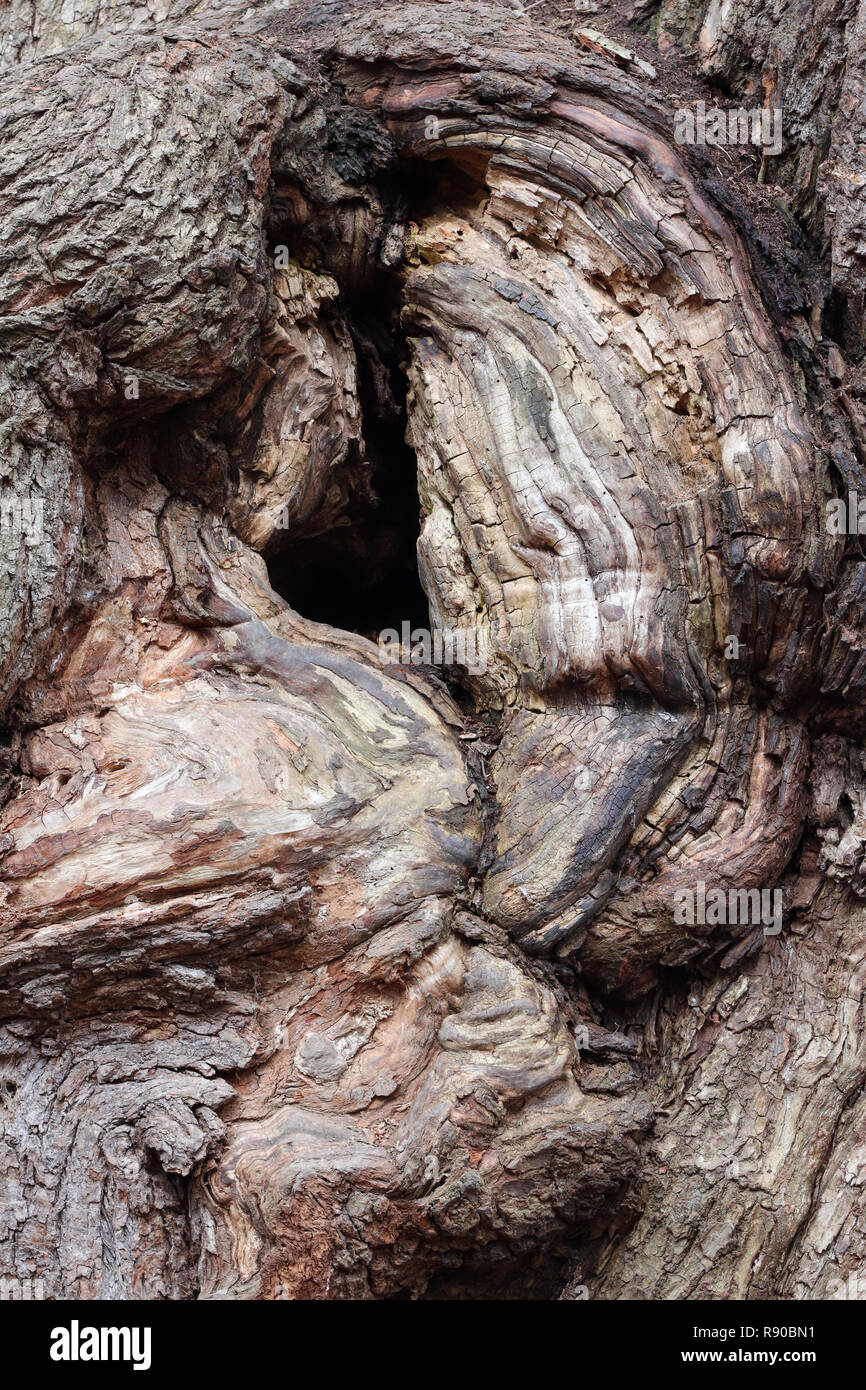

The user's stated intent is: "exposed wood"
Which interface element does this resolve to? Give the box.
[0,0,865,1301]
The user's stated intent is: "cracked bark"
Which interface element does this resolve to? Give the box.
[1,0,866,1301]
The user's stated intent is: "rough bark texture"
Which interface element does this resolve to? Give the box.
[1,0,866,1300]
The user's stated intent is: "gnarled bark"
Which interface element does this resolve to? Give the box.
[1,0,865,1301]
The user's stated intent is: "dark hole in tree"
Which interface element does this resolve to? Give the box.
[266,274,430,642]
[825,286,863,363]
[266,154,489,652]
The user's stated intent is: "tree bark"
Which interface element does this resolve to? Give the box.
[1,0,865,1300]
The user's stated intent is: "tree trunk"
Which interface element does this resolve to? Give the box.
[1,0,865,1300]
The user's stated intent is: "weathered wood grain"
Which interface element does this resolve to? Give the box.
[1,0,865,1302]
